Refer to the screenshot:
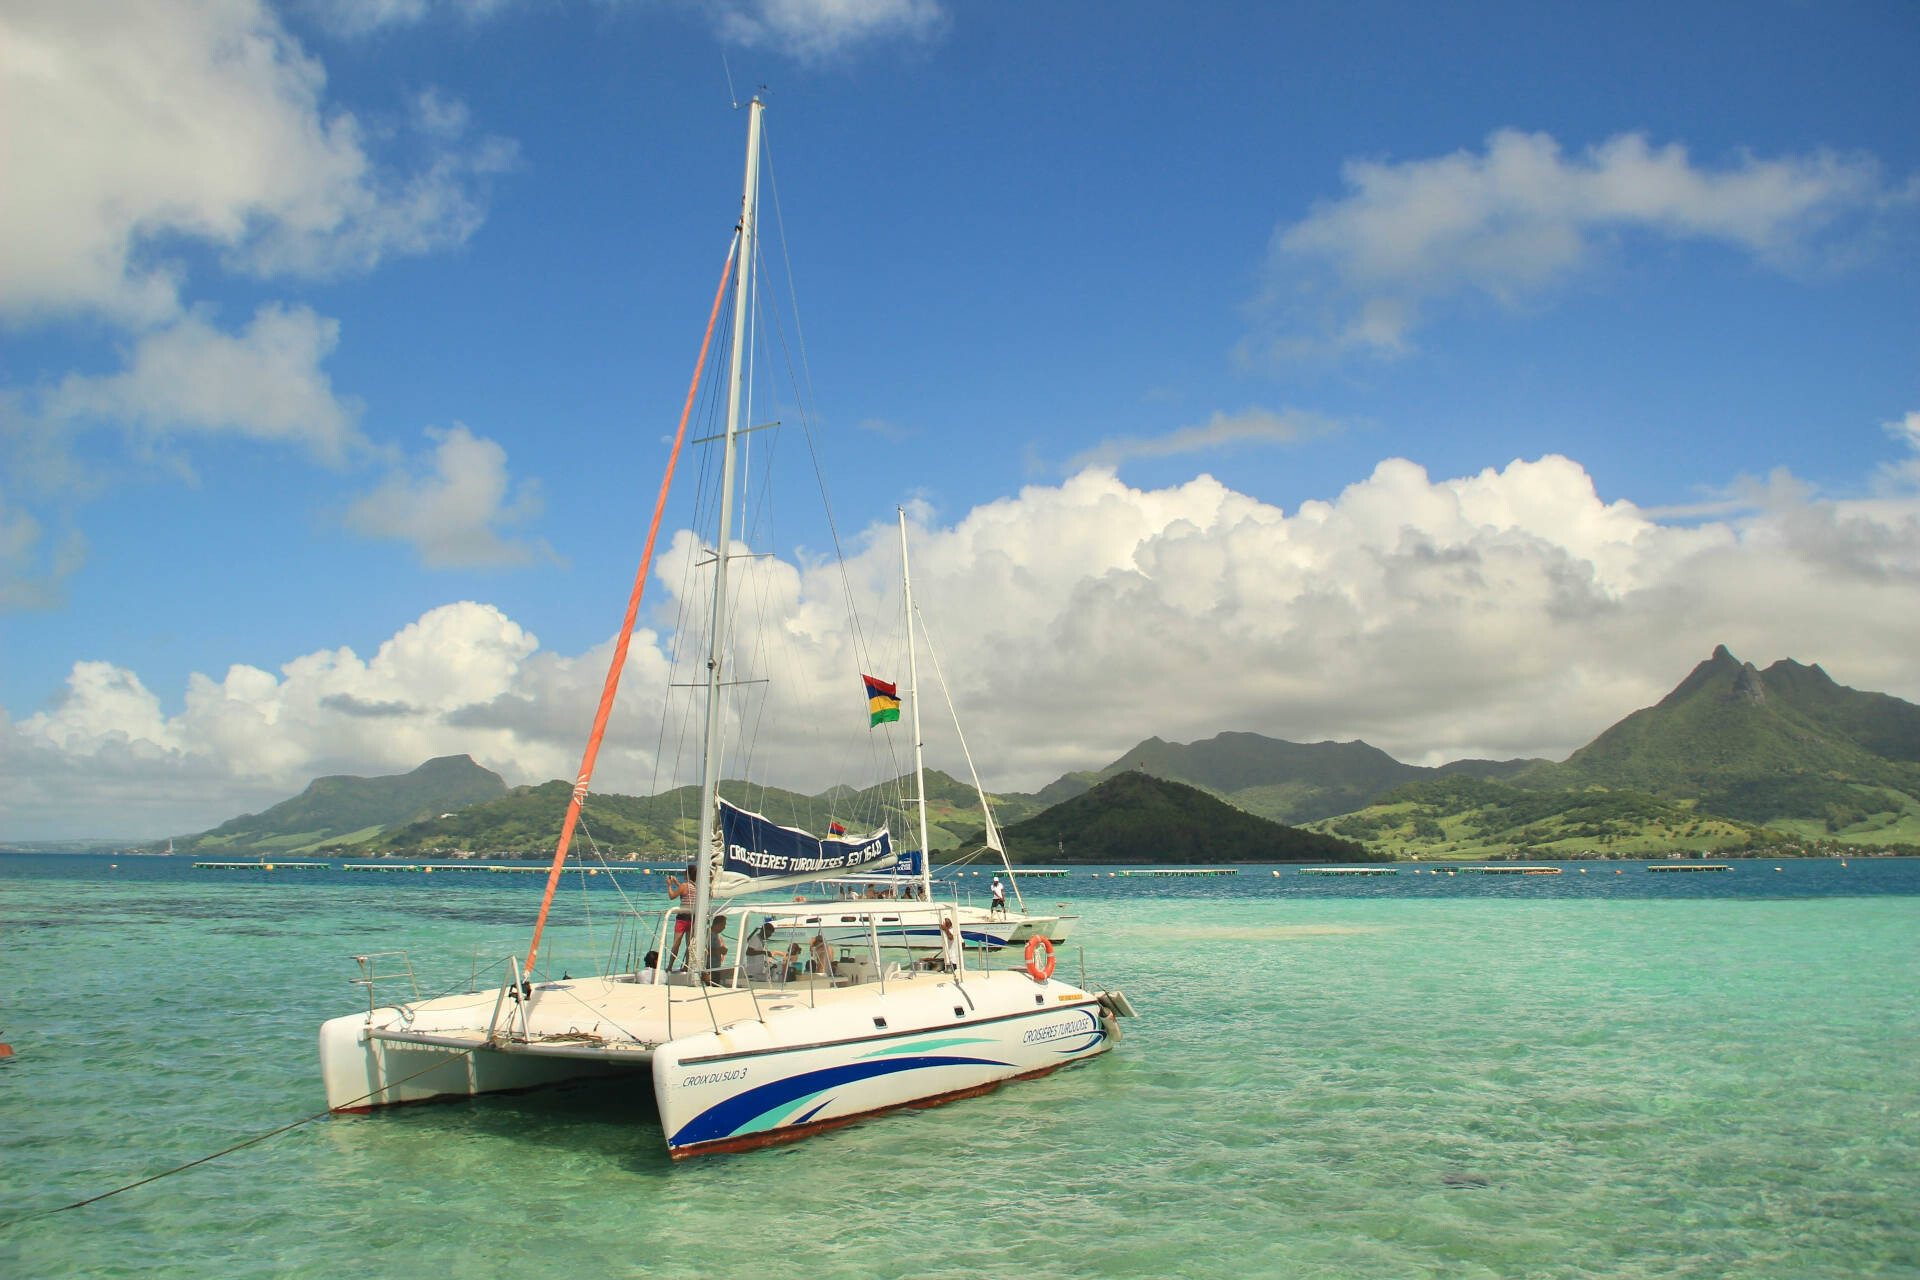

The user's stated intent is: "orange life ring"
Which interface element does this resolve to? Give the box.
[1024,935,1056,982]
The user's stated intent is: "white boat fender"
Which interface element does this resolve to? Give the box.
[1097,990,1138,1019]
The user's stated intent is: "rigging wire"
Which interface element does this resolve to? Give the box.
[913,594,1025,911]
[761,133,914,828]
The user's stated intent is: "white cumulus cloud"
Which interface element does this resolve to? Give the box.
[42,305,365,465]
[344,424,550,568]
[314,0,519,36]
[1068,407,1343,473]
[0,0,525,609]
[1253,129,1910,361]
[7,444,1920,841]
[0,0,512,326]
[712,0,946,61]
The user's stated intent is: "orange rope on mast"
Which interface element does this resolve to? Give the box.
[524,233,740,978]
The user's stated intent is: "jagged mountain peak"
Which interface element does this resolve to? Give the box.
[1729,663,1767,704]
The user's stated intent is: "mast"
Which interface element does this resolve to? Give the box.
[900,508,932,902]
[690,95,763,974]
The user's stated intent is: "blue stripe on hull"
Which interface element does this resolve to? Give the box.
[669,1053,1011,1147]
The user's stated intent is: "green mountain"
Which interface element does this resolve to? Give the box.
[986,771,1383,864]
[1306,646,1920,854]
[167,645,1920,862]
[1313,773,1781,859]
[361,768,1052,861]
[372,779,781,860]
[181,755,508,855]
[1024,730,1543,824]
[1519,645,1920,836]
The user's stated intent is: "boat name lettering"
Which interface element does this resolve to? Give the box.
[680,1068,749,1088]
[728,843,866,872]
[1022,1017,1090,1045]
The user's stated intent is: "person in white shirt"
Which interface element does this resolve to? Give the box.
[743,921,778,980]
[990,876,1006,915]
[939,915,963,973]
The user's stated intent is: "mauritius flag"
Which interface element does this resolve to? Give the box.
[863,674,901,726]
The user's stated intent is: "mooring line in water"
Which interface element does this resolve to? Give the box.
[0,1048,479,1230]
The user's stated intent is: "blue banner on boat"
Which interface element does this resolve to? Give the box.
[718,798,895,882]
[870,849,924,877]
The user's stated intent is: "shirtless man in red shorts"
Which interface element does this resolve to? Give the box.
[664,863,697,970]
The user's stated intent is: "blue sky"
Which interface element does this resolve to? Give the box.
[4,0,1918,840]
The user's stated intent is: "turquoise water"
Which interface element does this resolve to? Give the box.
[3,857,1918,1278]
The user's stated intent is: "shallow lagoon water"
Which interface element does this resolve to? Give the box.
[3,856,1917,1278]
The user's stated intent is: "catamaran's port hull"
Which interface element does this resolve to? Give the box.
[318,1014,642,1112]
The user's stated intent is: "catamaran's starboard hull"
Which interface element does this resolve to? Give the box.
[652,973,1114,1158]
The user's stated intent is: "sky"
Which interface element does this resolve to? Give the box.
[3,0,1918,842]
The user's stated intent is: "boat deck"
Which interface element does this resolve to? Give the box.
[375,958,994,1063]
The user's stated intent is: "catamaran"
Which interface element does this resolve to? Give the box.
[317,97,1133,1158]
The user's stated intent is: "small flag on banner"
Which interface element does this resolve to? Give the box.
[863,674,901,726]
[829,821,846,836]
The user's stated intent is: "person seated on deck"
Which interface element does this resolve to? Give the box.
[779,942,803,979]
[638,950,660,983]
[809,932,836,980]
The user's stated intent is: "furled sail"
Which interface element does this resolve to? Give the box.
[711,798,897,897]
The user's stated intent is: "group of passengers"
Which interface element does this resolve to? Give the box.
[830,881,925,901]
[660,862,963,986]
[739,921,837,982]
[660,863,836,982]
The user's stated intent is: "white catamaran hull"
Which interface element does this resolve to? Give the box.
[319,1015,629,1111]
[653,971,1113,1157]
[318,967,1121,1157]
